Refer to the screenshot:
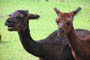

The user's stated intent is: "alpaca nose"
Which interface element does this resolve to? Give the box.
[5,18,13,26]
[59,28,64,33]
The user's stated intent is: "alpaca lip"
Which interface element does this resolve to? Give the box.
[8,27,12,29]
[5,22,14,31]
[8,26,14,31]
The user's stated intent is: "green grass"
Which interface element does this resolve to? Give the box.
[0,0,90,60]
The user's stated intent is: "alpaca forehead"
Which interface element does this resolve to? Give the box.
[62,14,72,18]
[58,19,72,24]
[11,12,21,16]
[58,17,72,22]
[10,11,25,17]
[58,13,72,19]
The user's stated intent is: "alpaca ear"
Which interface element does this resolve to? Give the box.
[73,7,81,16]
[28,14,40,19]
[24,14,40,23]
[54,8,61,16]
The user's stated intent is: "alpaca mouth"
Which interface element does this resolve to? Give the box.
[58,31,65,36]
[8,26,13,30]
[5,24,15,31]
[5,21,15,31]
[8,26,14,31]
[8,27,12,29]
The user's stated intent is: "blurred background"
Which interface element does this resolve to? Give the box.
[0,0,90,60]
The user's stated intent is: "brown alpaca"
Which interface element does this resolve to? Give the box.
[54,7,90,60]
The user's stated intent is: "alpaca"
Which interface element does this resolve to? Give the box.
[54,7,90,60]
[5,10,89,60]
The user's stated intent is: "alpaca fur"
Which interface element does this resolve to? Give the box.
[54,7,90,60]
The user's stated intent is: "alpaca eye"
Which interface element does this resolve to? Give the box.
[66,22,71,26]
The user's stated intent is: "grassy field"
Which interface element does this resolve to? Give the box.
[0,0,90,60]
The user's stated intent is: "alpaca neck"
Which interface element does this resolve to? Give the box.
[18,22,44,57]
[66,26,82,53]
[66,25,90,60]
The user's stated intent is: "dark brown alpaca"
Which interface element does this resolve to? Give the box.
[54,7,90,60]
[5,10,89,60]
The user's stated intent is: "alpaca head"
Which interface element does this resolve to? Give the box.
[54,7,81,35]
[5,10,40,31]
